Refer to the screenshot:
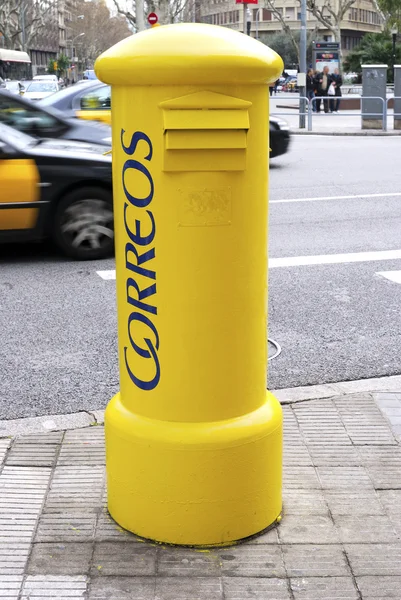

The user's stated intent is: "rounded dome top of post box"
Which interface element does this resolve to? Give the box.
[95,23,283,86]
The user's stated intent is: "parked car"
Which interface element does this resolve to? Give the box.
[83,69,98,80]
[22,80,59,101]
[38,81,291,158]
[33,74,59,83]
[0,89,111,146]
[0,122,113,260]
[270,116,291,158]
[281,77,298,93]
[4,80,24,95]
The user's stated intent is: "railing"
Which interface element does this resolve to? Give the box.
[344,84,394,95]
[270,95,401,132]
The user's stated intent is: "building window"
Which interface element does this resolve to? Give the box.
[286,7,295,19]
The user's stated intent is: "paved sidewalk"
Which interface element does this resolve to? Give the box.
[1,391,401,599]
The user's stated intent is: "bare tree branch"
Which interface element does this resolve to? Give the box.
[264,0,301,60]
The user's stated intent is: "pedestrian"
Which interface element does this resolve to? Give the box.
[306,69,316,112]
[331,67,342,113]
[274,79,280,94]
[315,66,332,113]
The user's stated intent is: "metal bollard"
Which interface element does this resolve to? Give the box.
[95,23,283,546]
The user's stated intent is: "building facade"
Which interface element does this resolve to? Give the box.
[200,0,383,59]
[29,0,59,76]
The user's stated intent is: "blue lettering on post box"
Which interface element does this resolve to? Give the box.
[121,129,160,390]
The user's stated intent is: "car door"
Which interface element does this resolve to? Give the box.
[73,85,111,124]
[0,137,40,232]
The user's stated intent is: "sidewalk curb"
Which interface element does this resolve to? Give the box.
[1,375,401,438]
[292,130,401,136]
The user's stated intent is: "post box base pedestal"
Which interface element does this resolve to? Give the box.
[104,392,282,546]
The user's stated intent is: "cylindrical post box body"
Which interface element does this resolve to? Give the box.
[96,23,283,546]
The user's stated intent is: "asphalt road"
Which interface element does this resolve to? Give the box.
[1,135,401,419]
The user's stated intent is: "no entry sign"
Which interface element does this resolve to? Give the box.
[148,13,158,25]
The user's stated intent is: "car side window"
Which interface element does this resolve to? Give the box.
[79,87,111,111]
[0,95,64,136]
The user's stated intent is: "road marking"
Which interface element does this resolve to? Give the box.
[269,249,401,268]
[97,249,401,279]
[270,191,401,204]
[377,270,401,284]
[97,270,116,280]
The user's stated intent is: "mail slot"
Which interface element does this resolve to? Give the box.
[161,91,249,171]
[95,23,283,547]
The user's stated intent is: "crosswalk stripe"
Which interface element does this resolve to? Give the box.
[96,270,116,280]
[377,270,401,284]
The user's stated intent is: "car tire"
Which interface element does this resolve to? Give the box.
[53,187,114,260]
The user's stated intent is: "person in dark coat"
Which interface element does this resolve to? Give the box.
[330,68,343,112]
[314,66,332,113]
[306,69,316,111]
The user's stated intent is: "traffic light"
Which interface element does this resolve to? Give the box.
[54,61,58,70]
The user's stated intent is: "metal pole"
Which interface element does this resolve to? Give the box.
[243,3,247,34]
[299,0,307,129]
[393,33,397,83]
[256,8,259,40]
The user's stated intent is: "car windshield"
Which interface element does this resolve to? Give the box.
[26,82,57,92]
[38,81,94,106]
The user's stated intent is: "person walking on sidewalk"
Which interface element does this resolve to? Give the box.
[306,69,316,112]
[315,66,332,113]
[331,68,343,113]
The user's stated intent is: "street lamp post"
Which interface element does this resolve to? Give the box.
[255,7,263,40]
[66,32,85,82]
[68,32,85,61]
[391,26,398,83]
[299,0,307,128]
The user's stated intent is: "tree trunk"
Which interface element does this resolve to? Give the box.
[156,0,170,24]
[136,0,146,31]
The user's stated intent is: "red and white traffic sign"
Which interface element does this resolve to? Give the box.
[147,12,158,25]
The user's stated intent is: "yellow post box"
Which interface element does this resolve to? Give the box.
[95,23,283,546]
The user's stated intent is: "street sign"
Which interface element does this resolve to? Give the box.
[313,42,340,50]
[148,13,158,25]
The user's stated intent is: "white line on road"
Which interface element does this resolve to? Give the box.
[270,191,401,204]
[377,270,401,284]
[269,249,401,268]
[97,270,116,280]
[97,249,401,280]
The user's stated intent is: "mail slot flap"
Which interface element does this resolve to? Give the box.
[165,129,247,150]
[160,90,252,110]
[163,109,249,131]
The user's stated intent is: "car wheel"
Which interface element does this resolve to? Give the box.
[53,187,114,260]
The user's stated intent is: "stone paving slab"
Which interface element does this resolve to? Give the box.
[290,576,359,599]
[0,392,400,599]
[345,544,401,576]
[356,575,401,598]
[223,576,291,599]
[20,575,88,599]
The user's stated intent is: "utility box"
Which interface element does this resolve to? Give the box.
[95,23,283,547]
[394,65,401,130]
[362,64,387,129]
